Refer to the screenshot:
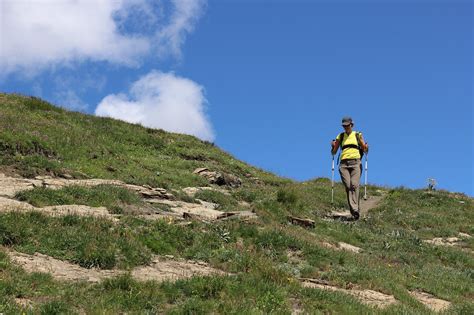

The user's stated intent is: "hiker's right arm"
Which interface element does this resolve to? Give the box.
[331,139,339,155]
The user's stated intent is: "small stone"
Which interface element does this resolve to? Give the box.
[193,168,209,174]
[106,166,117,172]
[338,242,362,253]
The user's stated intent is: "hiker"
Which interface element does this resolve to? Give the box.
[331,117,368,220]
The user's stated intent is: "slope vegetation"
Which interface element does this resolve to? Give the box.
[0,93,472,314]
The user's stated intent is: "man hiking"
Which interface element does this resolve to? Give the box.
[331,117,369,220]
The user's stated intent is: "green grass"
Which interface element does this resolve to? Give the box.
[0,212,151,269]
[0,93,473,313]
[194,189,239,211]
[15,185,144,214]
[0,93,287,189]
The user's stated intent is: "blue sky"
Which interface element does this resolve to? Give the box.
[1,0,472,195]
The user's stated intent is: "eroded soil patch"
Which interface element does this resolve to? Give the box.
[424,233,472,253]
[0,173,257,222]
[321,241,362,253]
[409,291,451,312]
[0,196,117,220]
[6,249,227,283]
[300,278,397,308]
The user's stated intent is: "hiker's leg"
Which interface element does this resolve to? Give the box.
[339,162,351,210]
[347,160,361,214]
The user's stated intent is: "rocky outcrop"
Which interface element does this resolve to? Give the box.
[193,168,242,188]
[0,173,174,200]
[6,249,227,283]
[300,278,397,308]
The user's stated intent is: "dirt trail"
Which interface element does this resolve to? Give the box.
[360,195,384,216]
[327,195,384,221]
[319,195,385,253]
[6,249,227,283]
[300,278,397,308]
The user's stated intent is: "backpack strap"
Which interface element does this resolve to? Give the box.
[356,132,364,159]
[355,132,361,147]
[336,132,344,164]
[341,132,360,150]
[338,132,345,149]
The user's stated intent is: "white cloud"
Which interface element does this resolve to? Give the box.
[95,71,214,141]
[0,0,207,76]
[156,0,207,58]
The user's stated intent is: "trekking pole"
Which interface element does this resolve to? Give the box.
[331,154,335,204]
[364,149,368,200]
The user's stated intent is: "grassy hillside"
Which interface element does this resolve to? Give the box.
[0,93,473,314]
[0,93,285,189]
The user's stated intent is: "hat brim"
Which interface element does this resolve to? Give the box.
[342,122,351,126]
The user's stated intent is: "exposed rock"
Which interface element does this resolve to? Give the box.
[0,173,174,200]
[182,186,231,197]
[0,173,41,197]
[195,199,219,210]
[8,250,118,282]
[147,199,226,221]
[287,216,315,228]
[131,256,227,282]
[192,168,241,188]
[337,242,362,253]
[424,237,461,247]
[124,184,174,200]
[300,278,397,308]
[216,211,258,221]
[14,297,34,310]
[0,173,261,224]
[409,291,451,312]
[194,168,226,185]
[193,168,209,174]
[6,249,226,283]
[222,173,242,188]
[147,198,257,222]
[0,196,118,221]
[325,210,353,221]
[423,234,473,254]
[321,241,362,253]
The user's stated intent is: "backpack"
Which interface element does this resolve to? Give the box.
[337,132,364,164]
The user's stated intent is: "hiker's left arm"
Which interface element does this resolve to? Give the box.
[360,135,369,152]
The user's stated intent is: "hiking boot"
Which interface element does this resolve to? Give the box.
[351,211,360,221]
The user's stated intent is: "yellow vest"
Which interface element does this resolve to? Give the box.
[336,131,362,160]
